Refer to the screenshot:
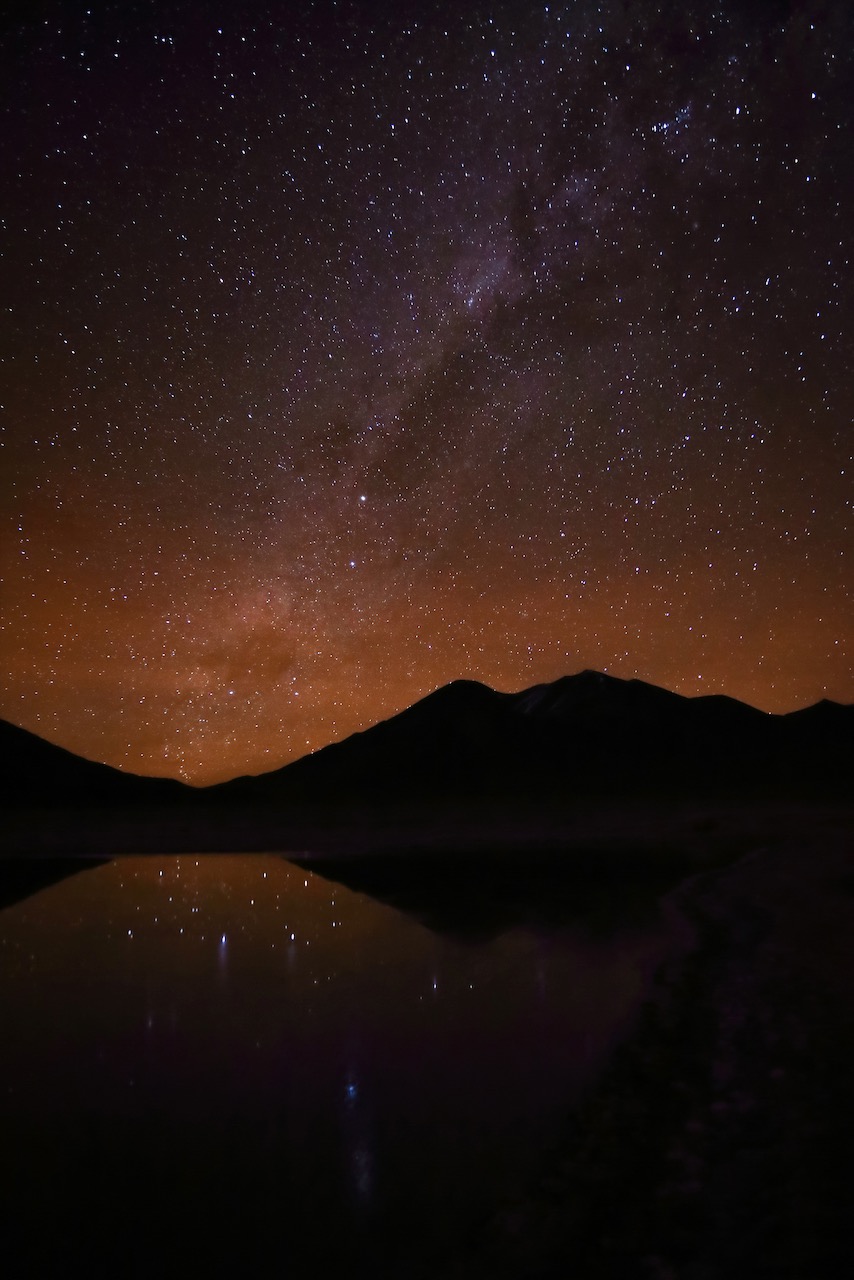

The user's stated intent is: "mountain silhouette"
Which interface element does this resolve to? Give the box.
[210,670,853,808]
[0,719,191,809]
[2,672,851,826]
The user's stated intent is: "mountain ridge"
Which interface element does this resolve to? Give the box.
[208,670,852,806]
[2,670,851,813]
[0,718,193,808]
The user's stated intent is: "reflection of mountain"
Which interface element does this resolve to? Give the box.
[212,670,853,807]
[290,845,688,942]
[0,857,109,912]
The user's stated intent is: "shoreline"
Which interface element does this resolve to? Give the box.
[2,798,850,859]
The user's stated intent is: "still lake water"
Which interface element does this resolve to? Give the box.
[0,853,680,1275]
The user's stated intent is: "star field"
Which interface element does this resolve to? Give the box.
[1,0,851,782]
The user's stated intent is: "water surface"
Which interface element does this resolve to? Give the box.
[0,853,678,1275]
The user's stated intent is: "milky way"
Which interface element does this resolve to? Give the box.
[2,0,851,782]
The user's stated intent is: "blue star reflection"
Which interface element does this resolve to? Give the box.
[343,1071,374,1206]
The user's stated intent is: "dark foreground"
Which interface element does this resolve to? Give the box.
[458,810,854,1278]
[1,805,852,1277]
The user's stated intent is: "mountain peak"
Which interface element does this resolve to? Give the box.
[512,669,679,719]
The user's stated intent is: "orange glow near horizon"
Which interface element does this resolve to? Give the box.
[2,513,849,783]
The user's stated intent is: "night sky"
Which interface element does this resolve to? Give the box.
[2,0,851,784]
